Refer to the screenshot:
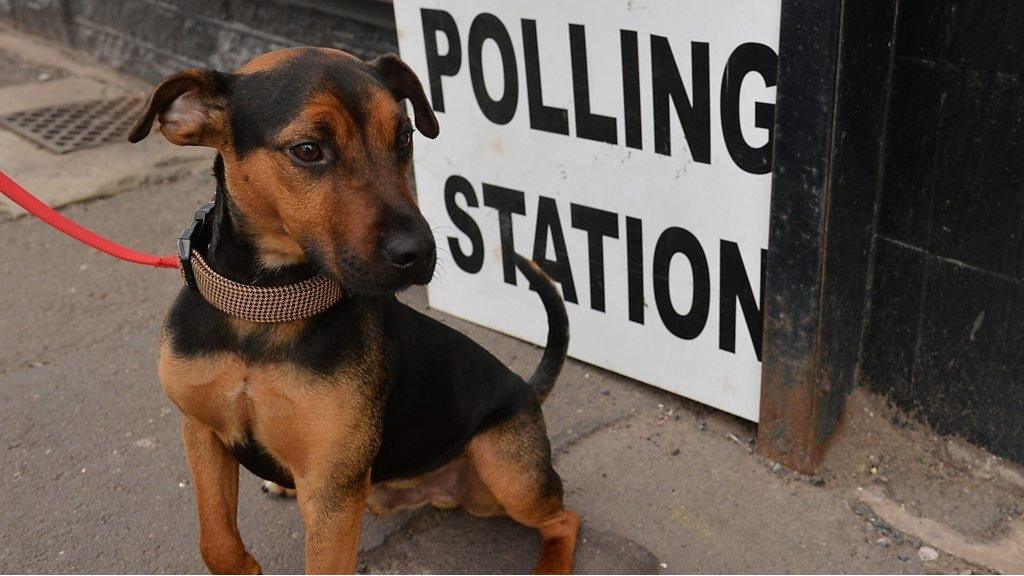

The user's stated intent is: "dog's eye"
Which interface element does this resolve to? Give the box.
[290,142,324,163]
[397,129,413,152]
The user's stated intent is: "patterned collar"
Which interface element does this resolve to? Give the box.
[177,202,343,323]
[183,250,343,323]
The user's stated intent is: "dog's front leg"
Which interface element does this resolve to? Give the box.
[181,416,261,574]
[295,471,370,574]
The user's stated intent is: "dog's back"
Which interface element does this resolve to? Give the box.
[375,260,569,482]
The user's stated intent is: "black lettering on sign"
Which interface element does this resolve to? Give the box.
[571,204,619,312]
[482,183,526,284]
[441,174,767,361]
[719,240,766,360]
[651,37,710,163]
[444,175,484,274]
[653,227,710,339]
[522,20,569,135]
[533,196,578,303]
[420,9,461,113]
[569,24,618,144]
[721,43,777,175]
[468,13,518,125]
[626,216,645,324]
[620,30,643,150]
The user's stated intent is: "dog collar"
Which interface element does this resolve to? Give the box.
[177,203,344,323]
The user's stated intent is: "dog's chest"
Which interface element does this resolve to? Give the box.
[158,343,381,478]
[159,349,301,438]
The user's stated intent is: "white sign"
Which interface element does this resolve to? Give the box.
[395,0,780,421]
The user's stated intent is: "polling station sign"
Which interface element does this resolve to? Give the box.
[395,0,780,421]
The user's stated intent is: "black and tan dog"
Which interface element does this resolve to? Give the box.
[127,48,578,574]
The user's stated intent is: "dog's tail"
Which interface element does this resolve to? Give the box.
[514,254,569,404]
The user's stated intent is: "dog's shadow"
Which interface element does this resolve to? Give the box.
[239,476,659,574]
[359,507,661,574]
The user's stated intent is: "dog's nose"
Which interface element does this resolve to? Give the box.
[384,234,434,272]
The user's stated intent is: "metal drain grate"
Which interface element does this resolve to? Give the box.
[0,95,145,154]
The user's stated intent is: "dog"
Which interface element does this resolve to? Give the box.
[127,47,579,574]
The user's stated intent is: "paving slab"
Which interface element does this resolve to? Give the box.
[0,76,121,114]
[0,47,65,87]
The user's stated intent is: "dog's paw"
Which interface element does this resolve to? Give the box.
[204,551,262,574]
[243,553,263,575]
[260,480,297,498]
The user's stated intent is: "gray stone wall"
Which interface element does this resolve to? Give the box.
[0,0,397,81]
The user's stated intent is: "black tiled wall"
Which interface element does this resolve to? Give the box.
[0,0,397,82]
[861,0,1024,463]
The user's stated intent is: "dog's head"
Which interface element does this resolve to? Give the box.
[130,48,439,294]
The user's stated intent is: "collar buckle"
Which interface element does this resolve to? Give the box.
[177,202,214,290]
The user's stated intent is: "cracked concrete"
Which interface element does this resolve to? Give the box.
[2,26,1023,575]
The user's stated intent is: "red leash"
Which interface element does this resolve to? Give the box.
[0,171,179,269]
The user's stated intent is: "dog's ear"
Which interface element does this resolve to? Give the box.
[128,68,232,147]
[371,54,439,139]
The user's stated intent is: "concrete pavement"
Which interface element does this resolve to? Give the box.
[1,27,1023,575]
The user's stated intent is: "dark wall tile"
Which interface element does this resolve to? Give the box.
[3,0,397,83]
[221,0,394,57]
[72,23,195,81]
[864,242,1024,464]
[898,0,1024,74]
[176,16,222,65]
[74,0,230,23]
[896,0,954,63]
[5,0,73,44]
[928,70,1024,278]
[69,0,124,29]
[912,257,1024,463]
[848,0,1024,466]
[205,28,291,72]
[120,0,184,52]
[946,3,1024,74]
[876,58,945,248]
[860,239,926,401]
[880,55,1024,278]
[163,0,231,21]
